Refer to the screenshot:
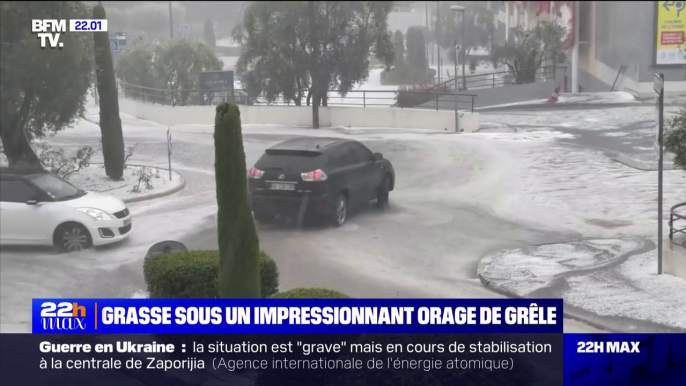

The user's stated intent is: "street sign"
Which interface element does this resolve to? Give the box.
[145,240,188,258]
[654,73,664,94]
[152,38,160,46]
[180,24,189,35]
[109,38,119,51]
[199,71,234,91]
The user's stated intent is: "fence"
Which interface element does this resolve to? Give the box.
[670,202,686,247]
[426,65,563,93]
[118,82,477,112]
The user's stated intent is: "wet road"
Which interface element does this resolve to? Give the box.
[0,114,632,333]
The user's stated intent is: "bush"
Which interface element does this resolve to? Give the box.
[215,103,261,298]
[270,288,349,299]
[395,83,452,108]
[380,63,435,85]
[143,250,279,298]
[34,142,95,180]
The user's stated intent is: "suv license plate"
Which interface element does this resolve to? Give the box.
[270,183,295,191]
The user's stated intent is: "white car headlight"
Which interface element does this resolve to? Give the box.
[75,208,114,221]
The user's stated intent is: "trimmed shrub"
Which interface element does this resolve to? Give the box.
[143,250,279,298]
[214,103,261,298]
[270,288,349,299]
[380,64,436,85]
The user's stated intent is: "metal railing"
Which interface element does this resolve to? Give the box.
[669,202,686,247]
[119,82,252,106]
[427,65,563,93]
[118,82,477,112]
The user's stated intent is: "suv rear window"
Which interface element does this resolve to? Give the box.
[265,149,321,157]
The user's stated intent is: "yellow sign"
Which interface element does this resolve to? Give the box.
[656,1,686,65]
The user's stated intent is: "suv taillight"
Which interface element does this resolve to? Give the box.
[247,167,264,179]
[301,169,327,181]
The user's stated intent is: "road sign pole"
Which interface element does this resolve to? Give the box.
[167,128,172,181]
[655,73,664,275]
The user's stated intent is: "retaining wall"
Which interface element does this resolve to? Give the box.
[118,98,480,132]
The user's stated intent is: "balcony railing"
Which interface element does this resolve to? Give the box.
[670,202,686,247]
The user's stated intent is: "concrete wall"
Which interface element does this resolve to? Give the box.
[586,1,685,95]
[664,239,686,281]
[118,98,480,132]
[469,78,561,108]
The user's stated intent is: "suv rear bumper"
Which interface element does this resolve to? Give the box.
[250,192,331,217]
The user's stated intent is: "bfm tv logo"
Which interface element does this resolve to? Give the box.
[40,302,87,331]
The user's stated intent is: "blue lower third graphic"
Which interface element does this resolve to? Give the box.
[564,334,686,385]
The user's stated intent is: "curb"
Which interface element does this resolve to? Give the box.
[476,273,614,333]
[122,164,187,204]
[89,162,187,204]
[477,238,686,334]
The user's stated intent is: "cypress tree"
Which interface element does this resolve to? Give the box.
[93,5,125,180]
[214,103,261,298]
[393,30,404,66]
[204,19,216,49]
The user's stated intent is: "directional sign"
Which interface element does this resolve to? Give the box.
[180,24,189,35]
[654,73,664,94]
[167,128,172,156]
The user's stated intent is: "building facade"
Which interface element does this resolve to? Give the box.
[495,1,685,96]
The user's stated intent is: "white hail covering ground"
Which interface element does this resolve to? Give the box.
[479,91,639,109]
[478,238,686,331]
[68,165,182,202]
[2,92,684,333]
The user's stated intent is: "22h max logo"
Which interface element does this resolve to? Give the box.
[40,302,87,331]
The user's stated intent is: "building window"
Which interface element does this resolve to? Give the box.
[578,1,592,44]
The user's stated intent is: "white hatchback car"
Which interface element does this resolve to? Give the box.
[0,168,132,252]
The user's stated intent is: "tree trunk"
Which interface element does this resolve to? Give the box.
[0,124,41,169]
[214,103,261,298]
[94,5,125,180]
[309,1,319,128]
[307,89,312,106]
[0,91,42,169]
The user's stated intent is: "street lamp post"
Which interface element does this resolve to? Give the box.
[450,5,465,133]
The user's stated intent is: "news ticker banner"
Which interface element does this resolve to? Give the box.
[32,298,563,334]
[2,333,685,386]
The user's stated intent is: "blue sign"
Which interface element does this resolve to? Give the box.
[109,38,119,51]
[32,298,563,334]
[200,71,234,91]
[180,24,189,35]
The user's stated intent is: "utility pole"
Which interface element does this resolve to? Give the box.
[655,73,665,275]
[169,1,174,40]
[571,1,579,92]
[436,1,441,84]
[461,11,466,90]
[426,1,430,80]
[309,1,319,129]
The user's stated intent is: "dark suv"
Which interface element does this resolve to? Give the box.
[247,138,395,226]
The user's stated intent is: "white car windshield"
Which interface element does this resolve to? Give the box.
[30,174,85,201]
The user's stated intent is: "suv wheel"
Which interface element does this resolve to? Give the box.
[254,211,275,225]
[377,176,391,207]
[56,223,92,253]
[332,194,347,227]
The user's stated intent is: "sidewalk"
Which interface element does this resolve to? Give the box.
[478,237,686,333]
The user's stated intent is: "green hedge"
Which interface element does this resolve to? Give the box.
[270,288,349,299]
[143,250,278,298]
